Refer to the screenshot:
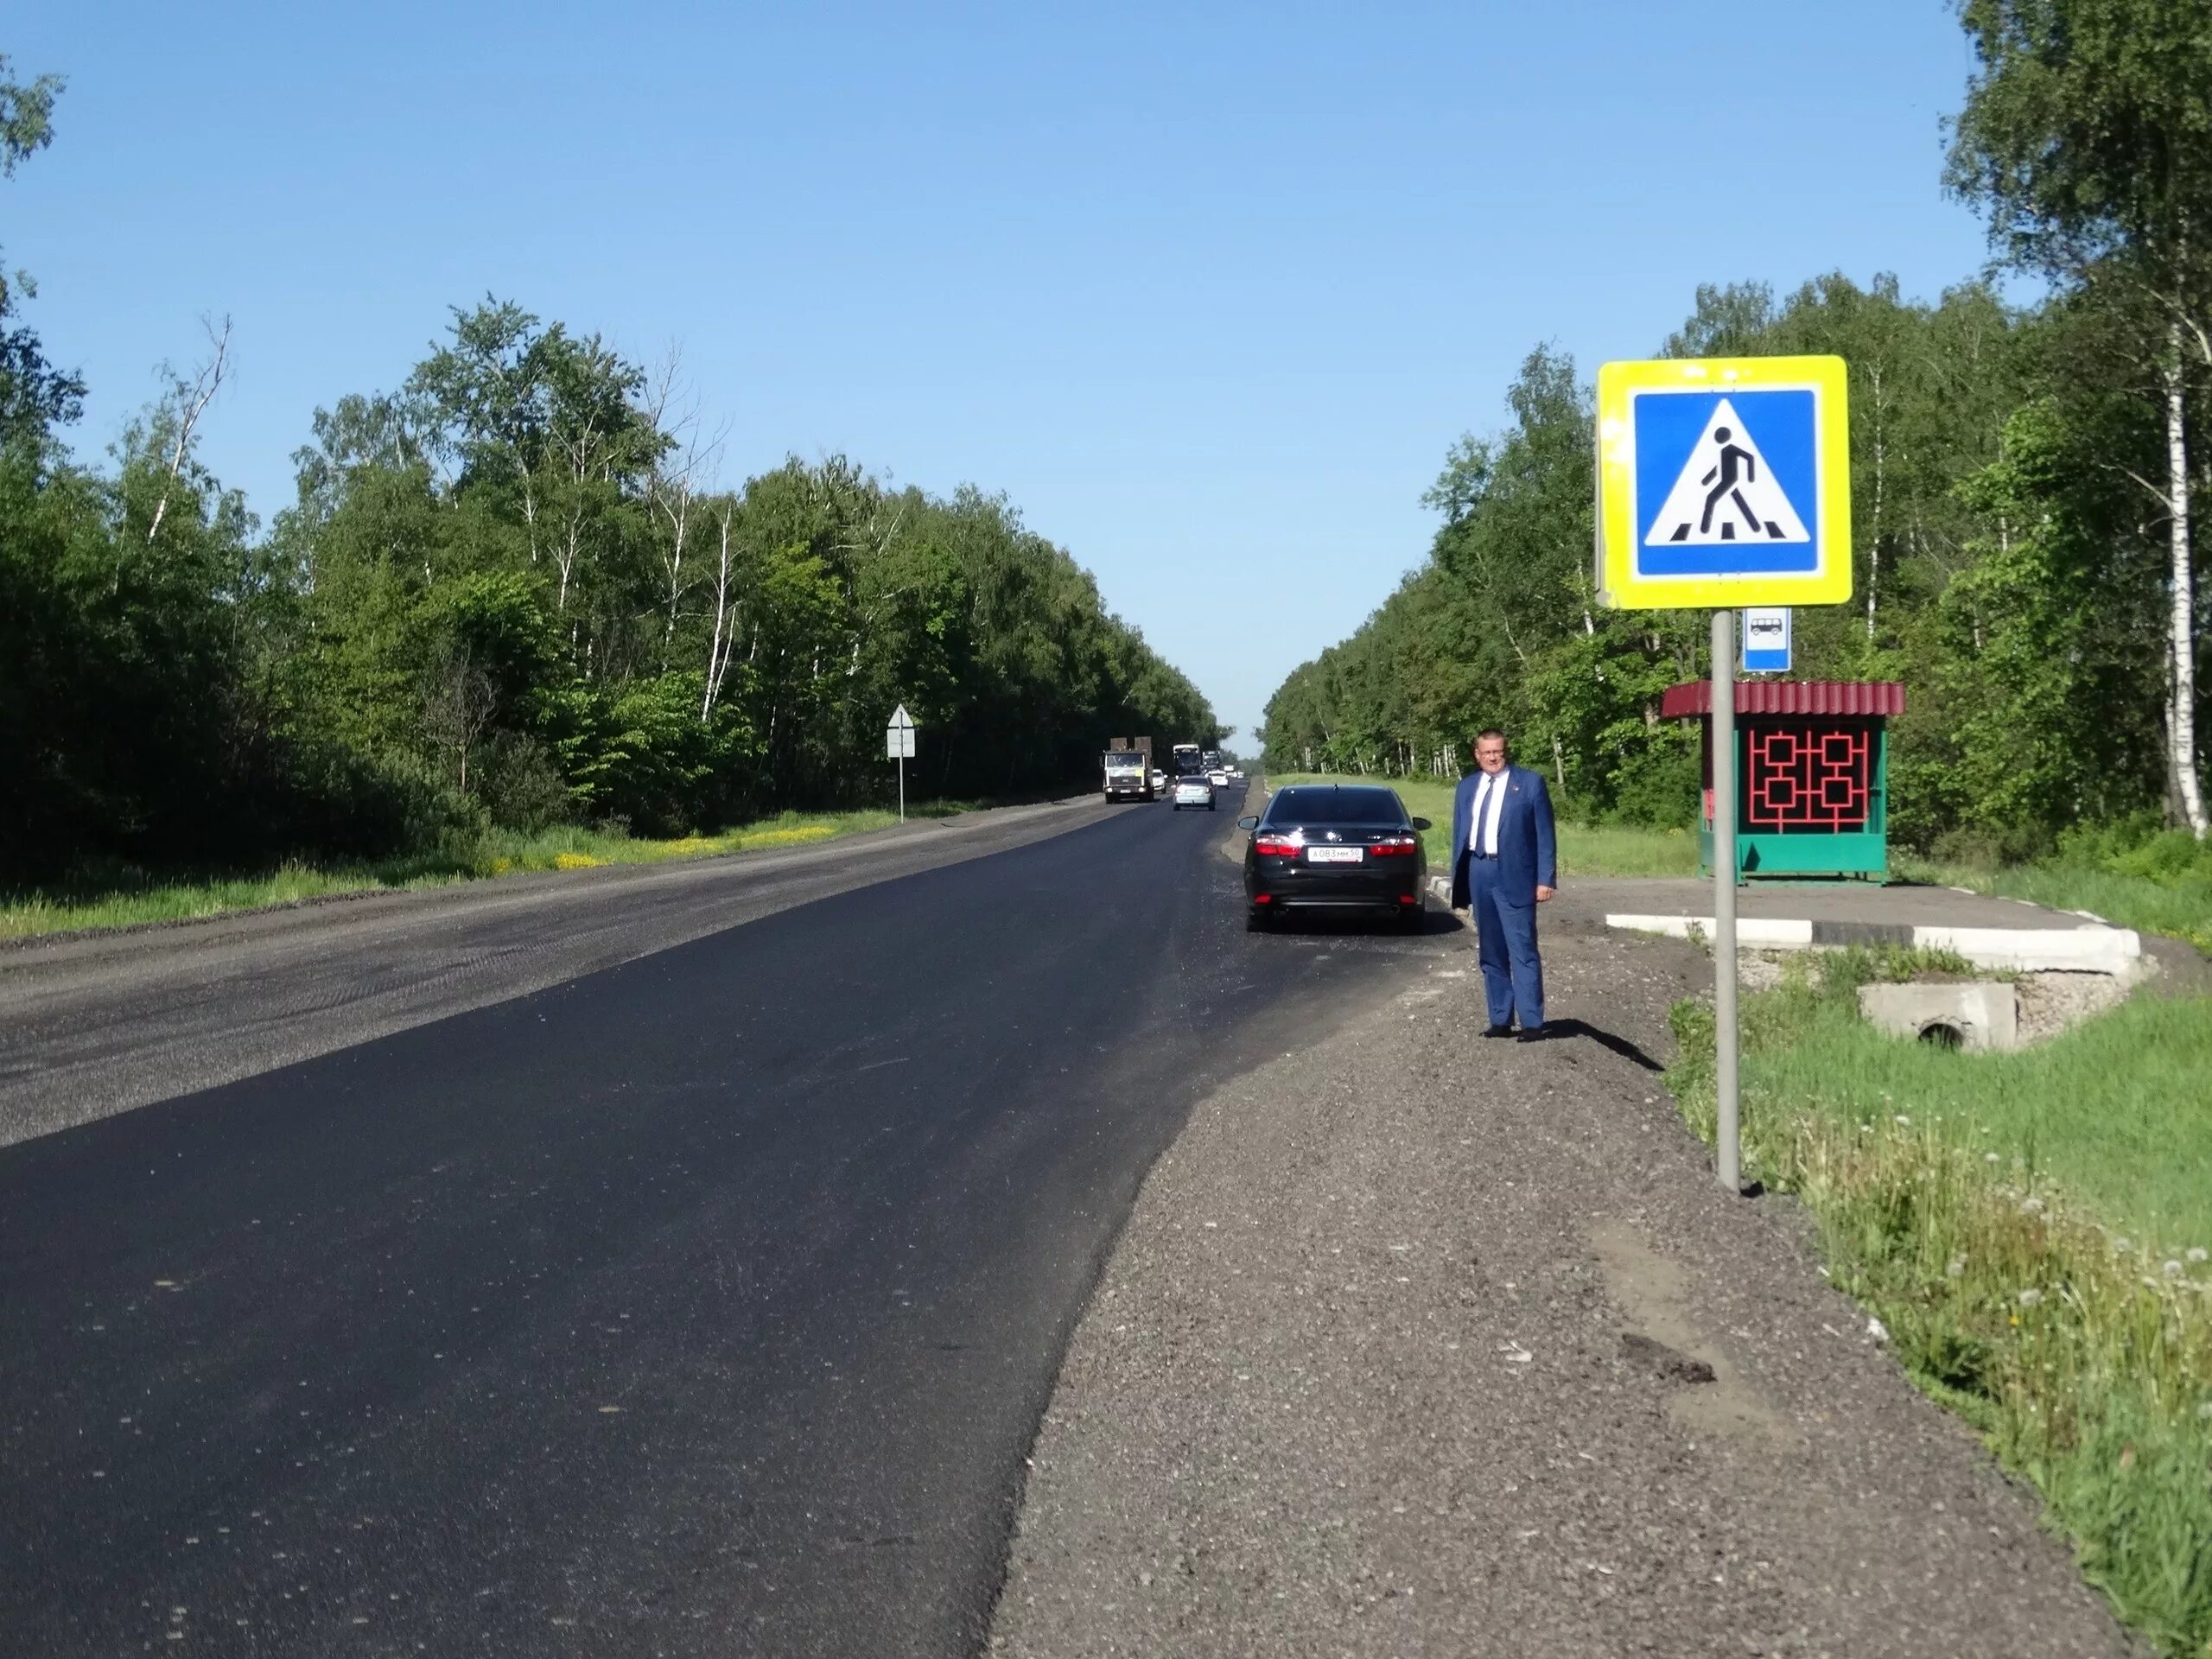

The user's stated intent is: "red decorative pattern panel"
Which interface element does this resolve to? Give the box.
[1745,723,1871,831]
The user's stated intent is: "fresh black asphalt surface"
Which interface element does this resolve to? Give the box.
[0,784,1434,1656]
[0,794,1129,1147]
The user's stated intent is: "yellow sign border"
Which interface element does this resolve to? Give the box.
[1596,355,1852,610]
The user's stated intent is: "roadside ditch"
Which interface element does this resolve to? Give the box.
[1666,940,2212,1655]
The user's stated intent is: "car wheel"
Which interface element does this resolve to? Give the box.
[1246,907,1271,931]
[1395,906,1424,934]
[1173,803,1181,811]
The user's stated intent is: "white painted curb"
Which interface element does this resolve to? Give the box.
[1913,925,2139,974]
[1606,914,1814,948]
[1604,913,2141,976]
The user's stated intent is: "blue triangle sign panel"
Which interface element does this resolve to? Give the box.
[1636,391,1817,574]
[1641,396,1811,555]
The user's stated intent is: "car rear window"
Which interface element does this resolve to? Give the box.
[1266,787,1405,824]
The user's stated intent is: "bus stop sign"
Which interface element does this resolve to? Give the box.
[1742,607,1791,672]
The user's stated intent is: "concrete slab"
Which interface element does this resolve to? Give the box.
[1577,876,2114,931]
[1570,877,2144,976]
[1600,913,2141,975]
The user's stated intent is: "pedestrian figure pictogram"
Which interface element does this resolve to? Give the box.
[1694,425,1770,539]
[1643,397,1808,549]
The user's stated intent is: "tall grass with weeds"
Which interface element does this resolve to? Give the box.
[1264,772,1700,878]
[0,862,458,940]
[1899,857,2212,954]
[1903,820,2212,953]
[0,804,976,943]
[1669,950,2212,1653]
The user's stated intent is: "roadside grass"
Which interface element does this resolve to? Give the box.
[0,804,975,944]
[1262,773,1700,878]
[1669,950,2212,1653]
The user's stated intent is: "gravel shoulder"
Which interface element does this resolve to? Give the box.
[989,898,2132,1657]
[0,794,1116,1147]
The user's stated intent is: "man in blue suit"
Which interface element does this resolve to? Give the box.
[1449,728,1558,1041]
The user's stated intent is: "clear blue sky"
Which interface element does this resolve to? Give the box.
[10,1,1991,742]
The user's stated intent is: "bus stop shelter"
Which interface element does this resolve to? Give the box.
[1661,679,1905,882]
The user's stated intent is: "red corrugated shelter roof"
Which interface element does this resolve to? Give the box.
[1660,681,1906,718]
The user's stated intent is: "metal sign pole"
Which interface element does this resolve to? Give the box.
[1712,607,1740,1194]
[887,702,914,824]
[1593,354,1849,1198]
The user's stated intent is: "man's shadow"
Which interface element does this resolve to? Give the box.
[1543,1019,1665,1073]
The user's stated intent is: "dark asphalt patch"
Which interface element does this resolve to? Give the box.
[0,797,1121,1147]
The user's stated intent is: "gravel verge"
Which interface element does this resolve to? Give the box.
[989,905,2133,1657]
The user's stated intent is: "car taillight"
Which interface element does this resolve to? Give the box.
[1370,836,1419,856]
[1254,836,1300,856]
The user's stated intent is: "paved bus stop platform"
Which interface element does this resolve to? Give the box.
[1561,877,2142,976]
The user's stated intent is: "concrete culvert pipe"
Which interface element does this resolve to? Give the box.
[1859,982,2020,1052]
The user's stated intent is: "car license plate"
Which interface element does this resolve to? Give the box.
[1306,846,1363,863]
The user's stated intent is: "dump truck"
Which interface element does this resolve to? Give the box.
[1103,736,1155,802]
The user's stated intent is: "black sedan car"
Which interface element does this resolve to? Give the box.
[1236,784,1431,931]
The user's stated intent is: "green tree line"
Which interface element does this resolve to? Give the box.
[0,62,1217,887]
[1262,0,2209,858]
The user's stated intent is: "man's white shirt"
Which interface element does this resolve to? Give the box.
[1470,770,1508,857]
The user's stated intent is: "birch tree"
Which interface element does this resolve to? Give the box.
[143,316,230,547]
[702,498,743,720]
[1948,0,2212,834]
[642,355,725,670]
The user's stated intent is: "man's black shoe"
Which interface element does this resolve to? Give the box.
[1516,1026,1549,1043]
[1482,1023,1515,1039]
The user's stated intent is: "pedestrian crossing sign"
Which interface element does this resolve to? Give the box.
[1596,355,1851,609]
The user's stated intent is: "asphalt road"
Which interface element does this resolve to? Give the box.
[0,783,1439,1656]
[0,795,1131,1148]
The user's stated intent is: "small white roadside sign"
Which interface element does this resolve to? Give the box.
[886,704,917,819]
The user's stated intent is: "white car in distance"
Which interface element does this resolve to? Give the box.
[1173,777,1215,811]
[1208,769,1230,787]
